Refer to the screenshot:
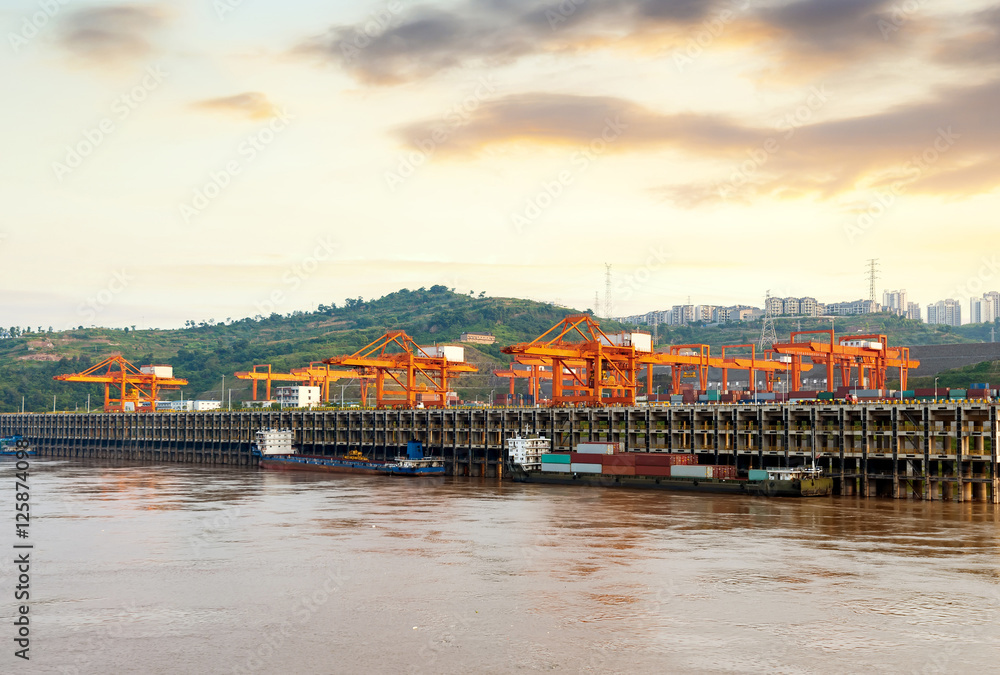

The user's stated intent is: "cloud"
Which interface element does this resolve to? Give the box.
[59,5,168,64]
[299,0,743,84]
[395,92,761,155]
[396,80,1000,203]
[194,93,279,120]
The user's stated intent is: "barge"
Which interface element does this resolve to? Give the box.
[507,437,832,497]
[253,429,445,476]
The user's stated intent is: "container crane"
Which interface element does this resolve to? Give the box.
[234,363,372,403]
[53,355,187,412]
[324,331,477,408]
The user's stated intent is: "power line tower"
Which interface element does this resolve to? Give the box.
[604,264,613,319]
[758,290,777,351]
[866,258,880,309]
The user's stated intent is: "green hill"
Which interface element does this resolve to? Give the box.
[1,286,995,412]
[0,287,620,412]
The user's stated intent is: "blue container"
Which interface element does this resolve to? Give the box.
[406,440,424,460]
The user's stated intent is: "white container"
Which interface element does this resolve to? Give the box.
[600,332,652,352]
[670,465,712,479]
[541,464,569,472]
[576,443,616,455]
[421,345,465,362]
[141,365,173,378]
[570,463,603,474]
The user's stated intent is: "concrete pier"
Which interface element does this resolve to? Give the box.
[2,402,997,501]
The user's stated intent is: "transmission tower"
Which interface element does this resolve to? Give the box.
[866,258,880,307]
[758,290,777,351]
[604,264,613,319]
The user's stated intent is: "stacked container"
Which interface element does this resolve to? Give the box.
[540,453,571,472]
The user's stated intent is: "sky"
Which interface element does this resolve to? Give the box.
[1,0,998,329]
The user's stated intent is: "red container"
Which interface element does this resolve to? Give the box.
[633,453,673,466]
[968,389,989,397]
[636,465,671,477]
[711,465,737,479]
[602,454,636,467]
[914,388,947,396]
[670,453,696,465]
[602,465,635,476]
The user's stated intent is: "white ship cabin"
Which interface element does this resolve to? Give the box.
[765,466,823,480]
[507,435,551,469]
[256,429,296,456]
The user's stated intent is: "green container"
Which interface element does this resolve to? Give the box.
[541,453,571,464]
[817,392,835,400]
[903,390,914,398]
[705,391,721,400]
[950,390,967,399]
[748,469,769,481]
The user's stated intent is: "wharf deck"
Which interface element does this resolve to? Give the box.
[1,402,997,501]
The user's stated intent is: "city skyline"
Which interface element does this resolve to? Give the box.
[2,1,999,329]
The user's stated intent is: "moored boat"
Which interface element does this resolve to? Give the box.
[253,429,445,476]
[507,437,832,497]
[0,435,34,457]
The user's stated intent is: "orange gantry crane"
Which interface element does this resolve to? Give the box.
[505,315,817,407]
[503,315,647,406]
[324,330,477,408]
[234,363,371,403]
[53,355,188,412]
[770,330,918,392]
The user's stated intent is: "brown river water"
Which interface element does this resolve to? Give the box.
[4,458,1000,674]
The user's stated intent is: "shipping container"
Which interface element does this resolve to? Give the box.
[575,442,620,455]
[971,383,991,390]
[602,454,636,467]
[968,388,989,398]
[817,392,836,400]
[419,345,466,362]
[541,453,571,464]
[670,465,713,479]
[570,462,603,474]
[705,390,721,401]
[601,465,635,476]
[950,389,967,399]
[140,365,173,378]
[635,465,671,477]
[711,465,738,479]
[633,453,673,466]
[748,469,769,481]
[541,464,569,472]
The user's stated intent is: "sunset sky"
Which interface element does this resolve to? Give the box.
[2,0,998,328]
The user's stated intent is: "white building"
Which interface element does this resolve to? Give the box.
[970,296,997,324]
[882,289,907,316]
[275,386,322,408]
[927,299,962,326]
[826,299,877,316]
[154,400,221,412]
[906,302,922,322]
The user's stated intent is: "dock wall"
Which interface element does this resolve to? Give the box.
[2,403,997,501]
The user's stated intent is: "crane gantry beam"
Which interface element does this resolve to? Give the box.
[771,330,919,392]
[53,355,187,413]
[324,330,477,408]
[234,363,372,403]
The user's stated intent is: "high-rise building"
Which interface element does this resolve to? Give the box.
[927,299,962,326]
[882,289,907,316]
[906,302,921,322]
[670,305,695,325]
[970,295,997,324]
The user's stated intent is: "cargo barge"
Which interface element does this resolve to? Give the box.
[253,429,445,476]
[507,437,832,497]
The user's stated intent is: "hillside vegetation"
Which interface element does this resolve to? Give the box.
[0,286,995,412]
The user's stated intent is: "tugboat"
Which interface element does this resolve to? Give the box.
[253,429,445,476]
